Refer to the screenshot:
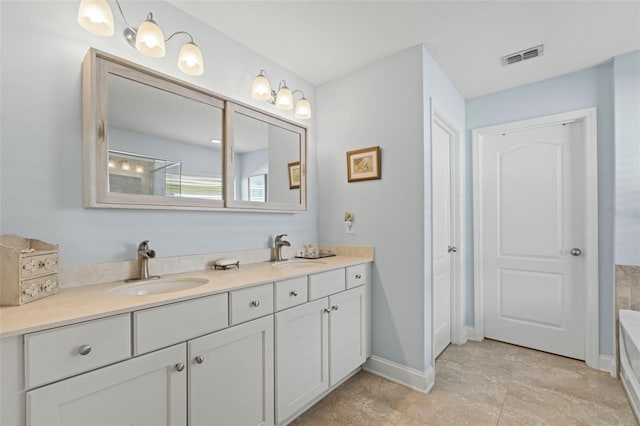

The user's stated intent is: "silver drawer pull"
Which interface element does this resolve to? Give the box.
[331,305,339,311]
[250,300,260,307]
[78,345,92,356]
[175,363,185,372]
[355,274,362,279]
[323,308,330,314]
[290,291,299,297]
[195,355,205,364]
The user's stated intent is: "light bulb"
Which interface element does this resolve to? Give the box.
[252,73,272,101]
[295,97,311,119]
[135,164,144,174]
[121,161,131,171]
[77,0,114,36]
[108,159,116,168]
[178,42,204,76]
[275,85,293,110]
[135,16,166,58]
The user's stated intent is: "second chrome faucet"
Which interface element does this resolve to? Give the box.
[274,234,291,262]
[126,240,160,282]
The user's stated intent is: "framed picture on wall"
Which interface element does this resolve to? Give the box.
[346,146,381,182]
[288,162,301,189]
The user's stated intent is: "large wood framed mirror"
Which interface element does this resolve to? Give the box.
[82,49,307,212]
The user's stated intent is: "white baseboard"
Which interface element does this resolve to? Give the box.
[363,356,434,393]
[464,326,483,341]
[599,354,617,377]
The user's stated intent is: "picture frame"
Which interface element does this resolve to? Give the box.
[288,161,301,189]
[346,146,381,182]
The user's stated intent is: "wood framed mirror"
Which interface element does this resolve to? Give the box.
[82,49,307,212]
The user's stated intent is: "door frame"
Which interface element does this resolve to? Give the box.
[430,98,465,363]
[472,107,599,369]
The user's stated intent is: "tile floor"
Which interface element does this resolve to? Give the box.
[292,339,638,425]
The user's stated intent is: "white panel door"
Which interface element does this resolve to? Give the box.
[189,315,274,426]
[477,122,585,359]
[27,344,187,426]
[328,286,366,386]
[432,121,454,358]
[275,298,329,424]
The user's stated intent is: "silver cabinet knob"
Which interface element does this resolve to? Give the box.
[323,308,330,314]
[78,345,92,356]
[571,248,582,256]
[448,246,457,253]
[355,274,362,279]
[175,363,185,372]
[290,291,299,297]
[195,355,205,364]
[250,300,260,307]
[331,305,339,311]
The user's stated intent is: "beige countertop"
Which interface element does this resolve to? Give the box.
[0,256,372,338]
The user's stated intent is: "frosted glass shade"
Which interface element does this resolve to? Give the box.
[252,75,272,101]
[135,19,166,58]
[275,86,293,110]
[294,97,311,119]
[178,42,204,76]
[77,0,114,36]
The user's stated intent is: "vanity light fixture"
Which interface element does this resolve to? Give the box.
[121,161,131,171]
[135,164,144,174]
[76,0,204,76]
[251,70,311,119]
[108,159,116,168]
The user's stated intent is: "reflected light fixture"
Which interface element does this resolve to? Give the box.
[135,164,144,174]
[251,69,311,120]
[121,161,131,171]
[76,0,204,76]
[210,139,221,144]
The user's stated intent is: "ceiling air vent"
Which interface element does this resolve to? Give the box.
[501,45,544,66]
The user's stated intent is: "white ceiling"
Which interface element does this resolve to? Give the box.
[170,0,640,98]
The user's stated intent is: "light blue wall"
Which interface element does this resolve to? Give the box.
[613,51,640,266]
[317,46,427,371]
[316,45,464,373]
[0,1,318,266]
[466,63,616,356]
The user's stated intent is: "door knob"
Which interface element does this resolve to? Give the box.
[570,248,582,256]
[448,246,457,253]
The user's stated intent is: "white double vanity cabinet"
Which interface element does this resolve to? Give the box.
[0,261,371,426]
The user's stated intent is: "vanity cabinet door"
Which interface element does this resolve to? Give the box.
[328,285,366,387]
[188,315,274,426]
[26,344,187,426]
[275,298,329,424]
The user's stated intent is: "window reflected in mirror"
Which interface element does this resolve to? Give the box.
[107,73,223,201]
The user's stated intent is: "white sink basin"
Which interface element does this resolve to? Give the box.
[272,260,326,269]
[108,278,209,296]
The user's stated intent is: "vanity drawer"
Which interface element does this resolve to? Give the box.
[230,283,274,325]
[24,314,131,389]
[346,264,369,289]
[275,276,308,311]
[309,269,346,301]
[134,293,228,355]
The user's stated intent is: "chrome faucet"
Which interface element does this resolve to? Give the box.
[274,234,291,262]
[126,240,160,282]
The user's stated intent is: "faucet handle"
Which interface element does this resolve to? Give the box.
[275,234,288,242]
[137,240,150,250]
